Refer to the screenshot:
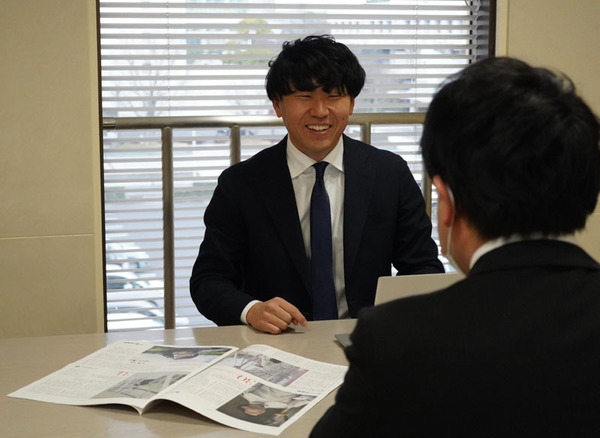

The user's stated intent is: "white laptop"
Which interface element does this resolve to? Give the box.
[335,272,465,348]
[374,272,464,306]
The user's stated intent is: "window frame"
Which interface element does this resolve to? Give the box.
[99,0,496,332]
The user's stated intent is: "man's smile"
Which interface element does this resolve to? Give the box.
[307,124,331,131]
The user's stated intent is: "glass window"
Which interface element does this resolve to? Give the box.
[100,0,494,330]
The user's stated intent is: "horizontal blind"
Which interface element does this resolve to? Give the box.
[100,0,489,331]
[100,0,485,116]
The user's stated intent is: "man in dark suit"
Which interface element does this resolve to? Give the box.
[311,57,600,436]
[190,35,443,334]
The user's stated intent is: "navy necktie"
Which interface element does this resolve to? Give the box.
[310,162,338,320]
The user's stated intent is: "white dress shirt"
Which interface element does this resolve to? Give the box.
[287,136,348,319]
[240,136,349,323]
[469,233,578,270]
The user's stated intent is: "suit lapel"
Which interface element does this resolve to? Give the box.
[256,138,310,292]
[343,136,376,277]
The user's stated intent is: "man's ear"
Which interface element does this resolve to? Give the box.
[272,99,282,118]
[432,175,455,227]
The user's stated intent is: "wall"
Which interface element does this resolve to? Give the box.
[497,0,600,261]
[0,0,104,337]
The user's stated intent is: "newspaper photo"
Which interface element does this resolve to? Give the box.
[8,340,347,436]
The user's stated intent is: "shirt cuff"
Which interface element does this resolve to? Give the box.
[240,300,261,324]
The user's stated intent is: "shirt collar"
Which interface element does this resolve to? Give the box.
[286,135,344,178]
[469,233,578,270]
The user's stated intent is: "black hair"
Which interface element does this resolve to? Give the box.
[265,35,365,101]
[421,57,600,239]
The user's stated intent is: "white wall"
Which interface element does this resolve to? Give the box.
[0,0,103,337]
[498,0,600,261]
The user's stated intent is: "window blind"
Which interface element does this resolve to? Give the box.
[101,0,488,117]
[100,0,492,331]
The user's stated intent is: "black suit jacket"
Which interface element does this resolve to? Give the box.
[311,240,600,437]
[190,135,442,325]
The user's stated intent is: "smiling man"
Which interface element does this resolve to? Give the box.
[190,35,443,334]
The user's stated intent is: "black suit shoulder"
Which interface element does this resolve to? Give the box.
[314,255,600,437]
[343,135,408,165]
[342,135,418,203]
[218,140,286,183]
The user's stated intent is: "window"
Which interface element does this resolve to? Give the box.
[99,0,494,331]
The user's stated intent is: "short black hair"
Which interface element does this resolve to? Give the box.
[421,57,600,239]
[265,35,365,101]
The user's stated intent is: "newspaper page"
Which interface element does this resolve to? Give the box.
[8,340,236,412]
[158,344,348,436]
[8,342,348,436]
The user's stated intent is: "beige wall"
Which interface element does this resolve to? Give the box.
[0,0,104,337]
[497,0,600,261]
[1,1,598,338]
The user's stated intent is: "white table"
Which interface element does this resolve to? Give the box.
[1,319,356,437]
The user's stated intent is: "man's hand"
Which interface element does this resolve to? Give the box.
[246,297,308,334]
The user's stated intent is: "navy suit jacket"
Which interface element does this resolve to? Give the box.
[190,135,442,325]
[311,240,600,437]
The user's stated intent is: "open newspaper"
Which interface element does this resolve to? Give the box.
[8,340,347,436]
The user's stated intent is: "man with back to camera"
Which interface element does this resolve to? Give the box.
[189,35,443,334]
[310,57,600,436]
